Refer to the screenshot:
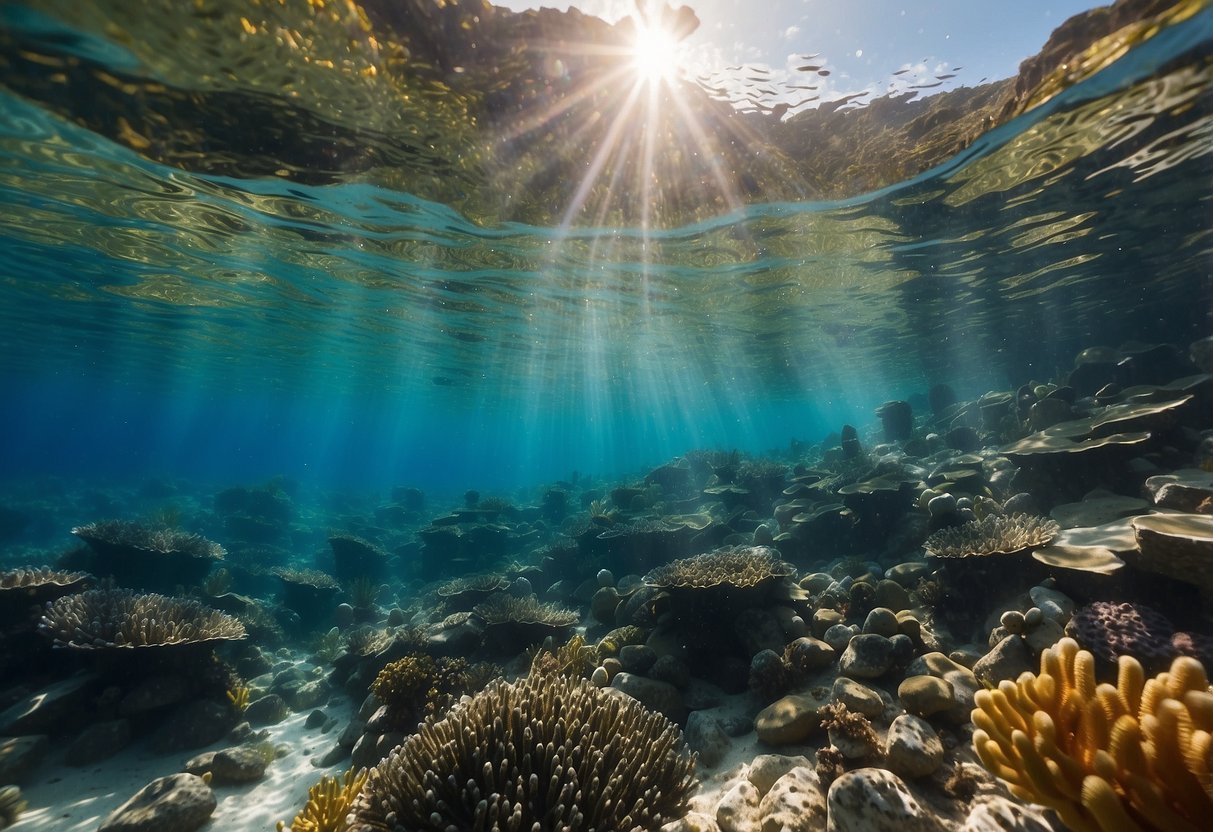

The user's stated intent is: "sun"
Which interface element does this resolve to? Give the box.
[630,22,683,84]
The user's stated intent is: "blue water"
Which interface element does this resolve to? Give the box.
[1,4,1211,501]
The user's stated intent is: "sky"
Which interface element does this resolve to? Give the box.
[496,0,1102,113]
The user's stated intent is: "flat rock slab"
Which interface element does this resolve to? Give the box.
[0,675,97,735]
[98,773,216,832]
[0,735,48,784]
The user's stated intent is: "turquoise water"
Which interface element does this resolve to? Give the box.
[0,4,1210,498]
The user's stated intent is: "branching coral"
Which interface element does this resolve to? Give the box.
[924,513,1059,558]
[529,633,598,678]
[472,593,579,628]
[0,567,90,593]
[971,636,1213,832]
[0,785,26,830]
[348,672,696,831]
[38,588,247,649]
[370,653,471,728]
[278,767,368,832]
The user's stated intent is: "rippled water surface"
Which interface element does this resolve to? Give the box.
[1,2,1211,491]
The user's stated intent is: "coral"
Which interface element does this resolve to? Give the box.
[815,746,847,785]
[472,593,579,628]
[821,702,880,751]
[1066,601,1176,671]
[226,685,250,712]
[597,625,648,657]
[274,567,340,590]
[344,625,391,658]
[72,520,225,560]
[643,545,797,590]
[529,633,598,678]
[202,567,232,596]
[370,653,471,727]
[924,513,1059,558]
[971,637,1213,832]
[278,767,368,832]
[310,627,345,663]
[38,588,247,649]
[348,672,696,831]
[328,534,387,583]
[234,600,286,646]
[0,785,26,830]
[435,573,508,608]
[0,567,90,593]
[345,576,378,610]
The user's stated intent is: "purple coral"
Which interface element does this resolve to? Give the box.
[1064,601,1175,669]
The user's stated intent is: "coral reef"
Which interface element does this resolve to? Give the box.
[972,636,1213,832]
[348,672,696,831]
[472,593,579,653]
[328,534,387,583]
[435,573,508,609]
[278,767,368,832]
[924,513,1060,558]
[0,567,91,624]
[38,588,247,649]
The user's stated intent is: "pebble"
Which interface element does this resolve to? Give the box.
[831,677,884,718]
[785,636,836,672]
[862,608,900,638]
[619,644,658,674]
[823,624,857,653]
[747,754,812,795]
[961,796,1055,832]
[884,561,931,588]
[716,779,762,832]
[874,579,911,612]
[1024,617,1065,655]
[885,714,943,779]
[1028,585,1074,624]
[812,608,845,638]
[754,691,829,745]
[662,812,722,832]
[757,766,828,831]
[897,675,954,717]
[826,768,934,832]
[597,568,615,587]
[611,673,684,721]
[839,634,896,679]
[905,652,979,723]
[972,636,1034,687]
[685,711,732,768]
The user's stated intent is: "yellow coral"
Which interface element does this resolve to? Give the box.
[226,685,249,712]
[972,637,1213,832]
[277,767,367,832]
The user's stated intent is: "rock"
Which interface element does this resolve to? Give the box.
[826,768,933,832]
[812,608,844,638]
[337,718,365,749]
[862,608,899,638]
[683,679,725,711]
[973,636,1034,687]
[961,796,1055,832]
[905,652,979,723]
[755,691,829,745]
[244,693,289,726]
[210,745,269,783]
[98,773,216,832]
[831,677,884,718]
[150,700,235,753]
[611,673,685,721]
[747,754,813,795]
[1002,493,1038,515]
[685,711,731,768]
[785,636,836,672]
[649,655,691,689]
[591,586,621,624]
[884,562,931,588]
[823,624,857,653]
[662,813,722,832]
[0,735,47,784]
[351,731,404,769]
[315,743,349,767]
[897,675,954,717]
[839,634,896,679]
[885,715,943,779]
[1144,469,1213,513]
[1024,617,1065,655]
[305,709,327,729]
[1028,586,1075,625]
[895,611,922,643]
[758,766,828,832]
[65,719,131,766]
[619,644,658,674]
[874,580,910,612]
[716,779,762,832]
[278,679,329,712]
[119,675,190,715]
[0,675,96,735]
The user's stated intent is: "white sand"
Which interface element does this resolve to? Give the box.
[11,691,354,831]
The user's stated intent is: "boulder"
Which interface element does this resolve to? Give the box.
[755,691,829,745]
[98,773,216,832]
[65,719,131,766]
[758,766,827,832]
[885,715,943,779]
[826,768,934,832]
